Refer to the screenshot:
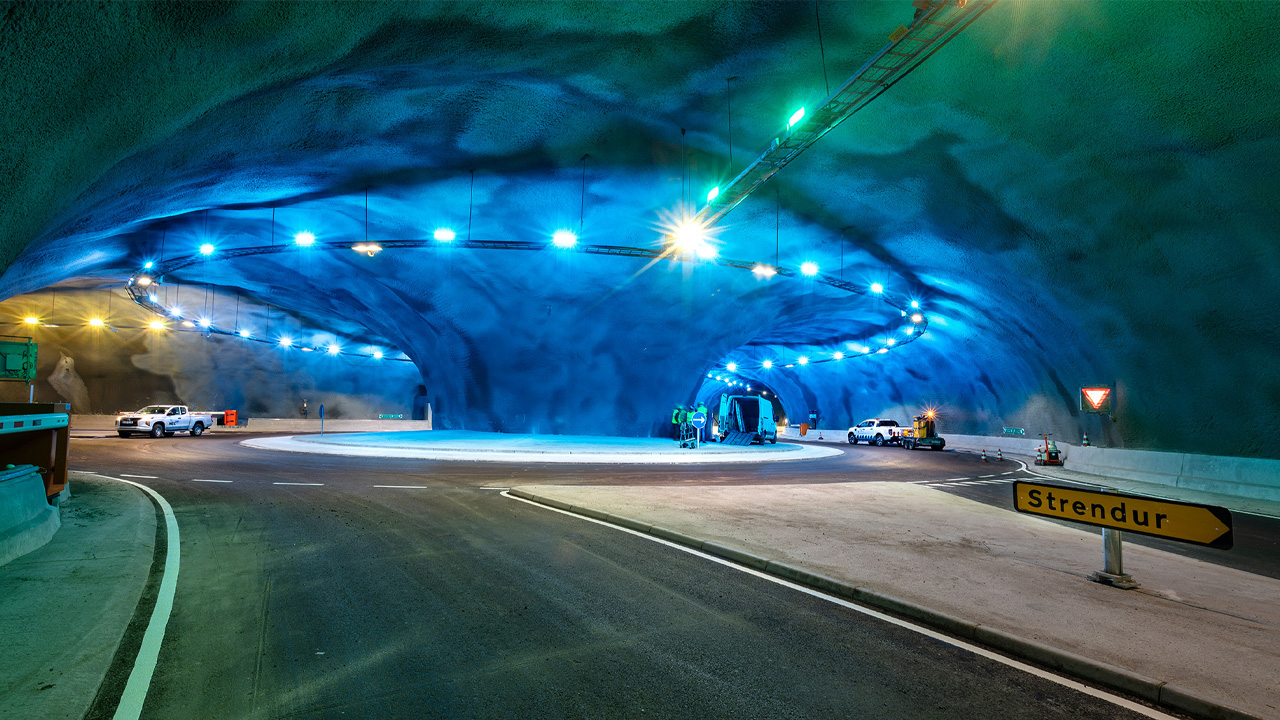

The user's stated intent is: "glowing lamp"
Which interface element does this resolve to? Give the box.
[870,283,884,294]
[198,318,211,328]
[239,329,250,338]
[327,344,341,355]
[136,276,152,288]
[352,243,382,256]
[762,360,773,369]
[551,229,578,248]
[706,186,720,203]
[911,313,924,323]
[279,337,293,348]
[434,228,456,243]
[372,349,384,360]
[182,320,195,328]
[144,261,154,269]
[886,338,897,347]
[788,107,805,128]
[89,318,105,327]
[876,348,888,354]
[294,231,316,247]
[199,243,215,256]
[797,356,809,366]
[800,262,819,277]
[833,351,844,360]
[726,362,737,372]
[23,317,38,325]
[752,264,777,278]
[170,307,182,317]
[149,320,165,330]
[910,300,920,309]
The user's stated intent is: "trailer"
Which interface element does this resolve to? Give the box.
[901,411,946,451]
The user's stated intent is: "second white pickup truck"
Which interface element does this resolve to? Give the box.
[116,405,215,438]
[847,418,907,446]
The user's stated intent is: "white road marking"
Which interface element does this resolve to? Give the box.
[371,485,429,489]
[945,477,969,482]
[924,483,949,487]
[505,492,1178,720]
[273,482,324,486]
[95,475,180,720]
[191,479,232,483]
[479,487,510,490]
[979,474,996,478]
[120,474,158,479]
[1002,471,1017,475]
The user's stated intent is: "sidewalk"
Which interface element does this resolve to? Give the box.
[511,481,1279,720]
[0,474,156,720]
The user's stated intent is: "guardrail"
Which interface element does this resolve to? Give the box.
[0,403,71,501]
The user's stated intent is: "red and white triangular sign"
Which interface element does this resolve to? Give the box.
[1083,388,1111,410]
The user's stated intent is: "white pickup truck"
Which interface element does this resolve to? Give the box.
[848,418,907,446]
[116,405,215,438]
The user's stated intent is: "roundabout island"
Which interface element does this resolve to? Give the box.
[241,430,843,464]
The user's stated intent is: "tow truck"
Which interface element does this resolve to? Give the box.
[116,405,216,438]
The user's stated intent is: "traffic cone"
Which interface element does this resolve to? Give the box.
[981,449,987,462]
[997,449,1003,461]
[1082,432,1090,447]
[1035,448,1044,465]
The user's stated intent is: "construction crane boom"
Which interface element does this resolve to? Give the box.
[693,0,998,229]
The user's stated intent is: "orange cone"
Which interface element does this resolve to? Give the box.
[1082,432,1090,447]
[997,449,1003,461]
[981,449,988,462]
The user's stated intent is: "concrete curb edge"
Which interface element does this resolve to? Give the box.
[507,488,1268,720]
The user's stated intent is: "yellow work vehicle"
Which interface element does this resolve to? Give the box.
[901,410,946,451]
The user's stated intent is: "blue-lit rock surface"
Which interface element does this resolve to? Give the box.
[1,2,1277,454]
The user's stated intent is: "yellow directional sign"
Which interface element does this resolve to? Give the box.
[1013,482,1233,549]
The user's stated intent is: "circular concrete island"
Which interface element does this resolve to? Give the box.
[242,430,842,464]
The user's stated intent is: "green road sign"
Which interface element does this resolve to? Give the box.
[0,340,36,383]
[1003,427,1025,435]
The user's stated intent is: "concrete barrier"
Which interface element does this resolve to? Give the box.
[0,465,60,566]
[71,415,431,433]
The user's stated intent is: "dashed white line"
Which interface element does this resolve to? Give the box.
[273,482,324,486]
[120,474,158,479]
[946,477,969,482]
[371,485,428,489]
[479,487,510,490]
[1002,471,1017,475]
[979,474,996,478]
[191,479,232,483]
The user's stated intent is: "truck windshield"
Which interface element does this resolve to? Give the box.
[137,406,171,414]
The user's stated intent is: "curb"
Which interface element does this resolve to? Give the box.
[507,488,1268,720]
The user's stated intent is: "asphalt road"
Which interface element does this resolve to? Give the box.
[67,433,1270,719]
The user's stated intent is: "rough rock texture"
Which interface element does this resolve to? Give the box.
[1,2,1277,453]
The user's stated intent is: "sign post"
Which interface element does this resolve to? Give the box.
[319,404,324,436]
[690,411,706,449]
[1013,481,1232,588]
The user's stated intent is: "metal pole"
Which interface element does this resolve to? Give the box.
[1102,528,1123,575]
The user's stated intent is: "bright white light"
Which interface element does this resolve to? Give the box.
[88,318,105,327]
[198,318,211,328]
[910,300,920,309]
[752,264,777,278]
[136,276,152,287]
[706,373,712,378]
[788,107,805,128]
[551,229,578,248]
[182,320,195,328]
[170,307,182,317]
[706,186,720,203]
[870,282,884,294]
[294,231,316,247]
[911,313,924,324]
[726,362,737,372]
[327,344,340,355]
[762,360,773,369]
[695,243,718,259]
[434,228,456,243]
[904,326,915,335]
[149,320,165,330]
[800,261,819,277]
[797,356,809,366]
[239,329,250,338]
[372,349,384,360]
[715,376,723,382]
[877,348,888,354]
[148,294,158,303]
[670,219,716,259]
[23,317,38,325]
[833,351,844,360]
[886,338,897,347]
[352,243,382,256]
[279,336,293,348]
[144,261,154,269]
[858,345,870,354]
[199,243,215,256]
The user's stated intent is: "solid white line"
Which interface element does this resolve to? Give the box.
[924,484,948,487]
[502,492,1177,719]
[946,477,969,482]
[273,482,324,486]
[191,479,232,484]
[979,474,996,478]
[98,475,180,720]
[1002,471,1017,475]
[371,485,429,489]
[120,474,158,479]
[479,487,511,490]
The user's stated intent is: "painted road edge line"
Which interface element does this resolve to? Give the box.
[371,485,429,489]
[97,475,180,720]
[119,474,159,479]
[272,482,324,486]
[502,489,1265,720]
[191,479,232,483]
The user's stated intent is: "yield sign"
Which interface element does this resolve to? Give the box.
[1081,387,1113,413]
